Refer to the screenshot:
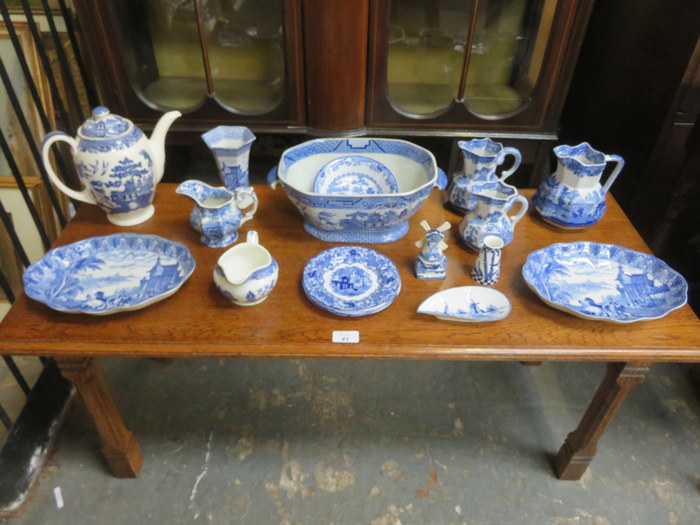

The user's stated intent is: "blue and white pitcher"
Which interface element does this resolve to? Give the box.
[41,106,181,226]
[176,180,257,247]
[533,142,624,228]
[202,126,256,191]
[448,138,521,214]
[458,180,528,250]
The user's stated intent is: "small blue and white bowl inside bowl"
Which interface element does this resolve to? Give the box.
[313,155,398,195]
[269,138,448,243]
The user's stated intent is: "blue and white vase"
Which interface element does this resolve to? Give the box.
[202,126,256,191]
[533,142,624,228]
[41,106,181,226]
[448,138,521,214]
[471,235,504,285]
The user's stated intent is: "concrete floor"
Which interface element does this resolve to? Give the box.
[2,358,700,524]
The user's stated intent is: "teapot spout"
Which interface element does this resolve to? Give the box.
[149,110,181,183]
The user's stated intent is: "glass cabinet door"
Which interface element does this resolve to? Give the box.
[109,0,286,115]
[383,0,559,119]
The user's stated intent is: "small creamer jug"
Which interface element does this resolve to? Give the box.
[213,231,278,306]
[176,180,257,247]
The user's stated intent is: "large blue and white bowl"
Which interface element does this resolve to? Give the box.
[269,138,447,243]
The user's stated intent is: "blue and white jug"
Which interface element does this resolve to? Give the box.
[533,142,624,228]
[41,106,181,226]
[176,180,258,247]
[448,138,521,214]
[458,180,528,250]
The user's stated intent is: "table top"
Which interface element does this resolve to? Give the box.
[1,184,698,362]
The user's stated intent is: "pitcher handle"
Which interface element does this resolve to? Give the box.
[236,187,258,225]
[267,166,279,189]
[499,147,522,180]
[246,230,259,245]
[508,194,529,226]
[41,132,97,205]
[601,154,625,194]
[434,167,448,190]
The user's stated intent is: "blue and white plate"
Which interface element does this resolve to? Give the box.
[23,233,196,315]
[522,242,688,323]
[417,286,511,322]
[313,155,399,195]
[302,246,401,316]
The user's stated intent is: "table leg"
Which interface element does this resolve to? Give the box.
[554,361,650,480]
[56,357,142,478]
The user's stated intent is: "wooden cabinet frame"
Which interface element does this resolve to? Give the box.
[72,0,593,138]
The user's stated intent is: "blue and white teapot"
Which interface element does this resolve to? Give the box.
[41,106,181,226]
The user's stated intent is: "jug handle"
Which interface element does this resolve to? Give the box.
[601,154,625,194]
[435,168,448,190]
[508,194,529,226]
[267,167,279,189]
[499,147,522,180]
[41,132,97,205]
[236,187,258,225]
[246,230,259,244]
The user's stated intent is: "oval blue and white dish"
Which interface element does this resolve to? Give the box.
[302,246,401,316]
[522,242,688,323]
[417,286,511,322]
[270,138,447,243]
[23,233,195,315]
[313,155,398,195]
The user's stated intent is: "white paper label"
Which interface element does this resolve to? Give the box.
[54,487,64,509]
[332,331,360,343]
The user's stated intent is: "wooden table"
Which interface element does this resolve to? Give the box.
[1,185,698,480]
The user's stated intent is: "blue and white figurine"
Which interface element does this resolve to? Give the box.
[533,142,624,228]
[176,180,258,247]
[414,220,451,279]
[471,235,504,285]
[202,126,256,191]
[41,107,181,226]
[213,231,278,306]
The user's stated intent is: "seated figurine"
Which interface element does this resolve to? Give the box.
[414,220,451,279]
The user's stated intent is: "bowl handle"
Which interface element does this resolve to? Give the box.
[267,167,279,189]
[435,168,448,190]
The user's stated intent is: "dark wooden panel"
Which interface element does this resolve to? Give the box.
[302,0,369,131]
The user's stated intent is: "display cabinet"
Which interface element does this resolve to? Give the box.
[366,0,594,134]
[73,0,306,131]
[73,0,593,142]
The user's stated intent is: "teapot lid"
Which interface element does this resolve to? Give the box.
[79,106,132,139]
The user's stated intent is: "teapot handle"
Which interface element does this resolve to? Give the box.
[508,194,529,226]
[601,154,625,194]
[236,187,258,225]
[41,132,97,205]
